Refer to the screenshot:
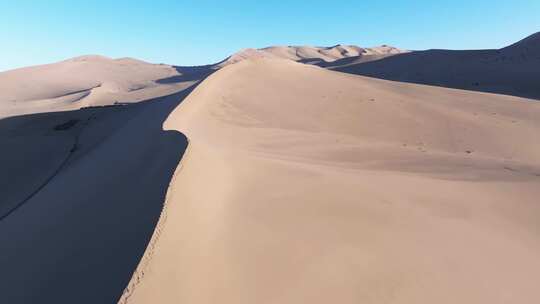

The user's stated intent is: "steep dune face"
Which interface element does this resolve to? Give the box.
[0,91,193,304]
[0,54,210,303]
[333,32,540,99]
[123,58,540,304]
[501,32,540,59]
[0,56,196,117]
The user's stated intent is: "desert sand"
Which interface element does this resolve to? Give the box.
[333,32,540,99]
[123,56,540,303]
[0,57,210,303]
[220,44,406,67]
[1,34,540,304]
[0,55,209,118]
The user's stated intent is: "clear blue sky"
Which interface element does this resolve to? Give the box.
[1,0,539,71]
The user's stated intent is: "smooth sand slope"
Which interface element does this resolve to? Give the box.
[0,57,213,303]
[333,32,540,99]
[122,58,540,304]
[0,55,204,118]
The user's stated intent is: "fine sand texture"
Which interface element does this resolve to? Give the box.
[120,57,540,304]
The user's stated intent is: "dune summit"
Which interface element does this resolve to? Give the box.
[1,32,540,304]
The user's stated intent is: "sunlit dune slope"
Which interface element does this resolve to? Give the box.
[122,57,540,304]
[0,55,193,117]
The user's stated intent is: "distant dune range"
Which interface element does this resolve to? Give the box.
[0,32,539,304]
[0,55,220,118]
[218,33,540,100]
[330,32,540,99]
[220,44,405,66]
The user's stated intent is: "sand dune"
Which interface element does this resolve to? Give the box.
[221,33,540,100]
[120,57,540,303]
[0,55,201,117]
[1,33,540,304]
[0,56,212,303]
[0,90,194,304]
[221,44,406,67]
[333,32,540,99]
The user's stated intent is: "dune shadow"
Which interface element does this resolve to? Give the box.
[156,64,216,84]
[0,85,198,303]
[331,49,540,100]
[298,54,390,68]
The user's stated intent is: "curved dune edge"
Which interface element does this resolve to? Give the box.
[119,58,540,304]
[118,139,192,304]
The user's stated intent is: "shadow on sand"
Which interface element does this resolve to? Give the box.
[156,65,216,84]
[0,84,196,303]
[331,49,540,100]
